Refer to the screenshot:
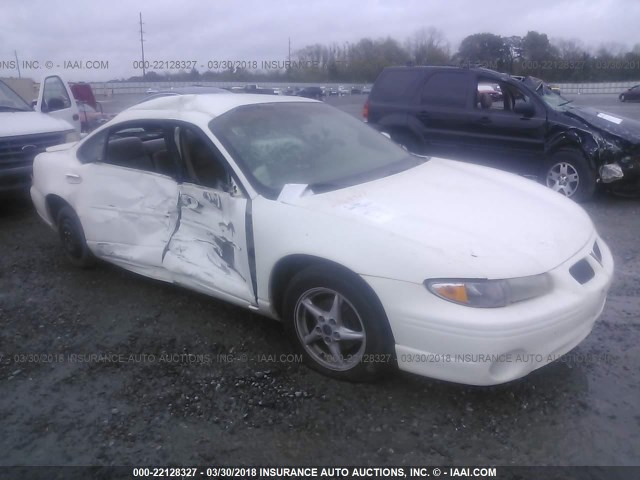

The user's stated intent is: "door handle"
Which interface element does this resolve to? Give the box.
[65,173,82,184]
[477,116,491,124]
[180,194,201,210]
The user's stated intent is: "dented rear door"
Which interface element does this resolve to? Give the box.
[74,122,181,274]
[77,164,180,271]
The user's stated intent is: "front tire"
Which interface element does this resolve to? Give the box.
[57,206,96,268]
[283,265,395,382]
[542,149,596,202]
[620,94,626,102]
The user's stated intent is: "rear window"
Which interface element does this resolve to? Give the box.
[421,72,469,108]
[370,69,423,102]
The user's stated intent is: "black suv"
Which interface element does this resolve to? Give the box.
[365,66,640,200]
[297,86,325,100]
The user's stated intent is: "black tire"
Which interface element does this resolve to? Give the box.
[542,149,596,202]
[620,94,626,102]
[283,265,395,382]
[390,130,424,154]
[57,206,96,268]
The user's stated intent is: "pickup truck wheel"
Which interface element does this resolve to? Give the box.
[543,149,596,202]
[57,206,96,268]
[283,266,395,382]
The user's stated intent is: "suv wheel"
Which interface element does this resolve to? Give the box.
[542,149,596,202]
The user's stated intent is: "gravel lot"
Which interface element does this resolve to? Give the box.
[1,94,639,470]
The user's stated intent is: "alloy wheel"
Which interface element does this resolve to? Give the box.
[294,287,366,371]
[546,162,580,197]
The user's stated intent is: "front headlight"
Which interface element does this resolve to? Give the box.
[425,274,551,308]
[64,130,81,143]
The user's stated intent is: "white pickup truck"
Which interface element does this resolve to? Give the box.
[1,75,81,195]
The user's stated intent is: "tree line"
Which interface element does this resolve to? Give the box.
[123,28,640,84]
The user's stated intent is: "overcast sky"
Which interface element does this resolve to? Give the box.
[1,0,639,82]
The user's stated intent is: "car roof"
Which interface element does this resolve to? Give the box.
[121,93,318,121]
[382,65,510,81]
[158,86,228,94]
[136,86,229,105]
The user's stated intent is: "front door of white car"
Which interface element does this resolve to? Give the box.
[36,75,81,133]
[162,127,255,305]
[163,182,254,304]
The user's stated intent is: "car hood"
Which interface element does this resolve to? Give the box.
[561,106,640,143]
[283,159,595,280]
[0,111,74,136]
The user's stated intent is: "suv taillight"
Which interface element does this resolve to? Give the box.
[362,99,369,122]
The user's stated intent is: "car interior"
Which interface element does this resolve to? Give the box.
[475,79,532,114]
[105,135,177,178]
[178,128,229,190]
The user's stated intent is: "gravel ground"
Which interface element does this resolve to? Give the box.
[1,95,639,469]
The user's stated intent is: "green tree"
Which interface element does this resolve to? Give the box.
[456,33,507,69]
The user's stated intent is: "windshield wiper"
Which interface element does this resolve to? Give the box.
[558,100,574,106]
[307,181,346,194]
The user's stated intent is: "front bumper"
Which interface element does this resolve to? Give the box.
[364,233,614,386]
[0,165,32,194]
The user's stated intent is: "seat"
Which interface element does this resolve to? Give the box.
[478,92,492,109]
[106,137,154,171]
[185,137,227,189]
[152,150,177,177]
[46,97,66,111]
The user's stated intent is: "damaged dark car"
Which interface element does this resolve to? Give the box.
[365,66,640,200]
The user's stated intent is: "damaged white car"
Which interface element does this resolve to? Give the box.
[31,94,613,385]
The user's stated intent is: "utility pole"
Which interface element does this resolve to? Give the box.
[14,50,21,78]
[139,12,146,79]
[287,37,291,80]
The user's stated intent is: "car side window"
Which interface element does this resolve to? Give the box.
[77,130,108,164]
[101,124,178,177]
[42,76,72,112]
[421,72,469,108]
[475,79,505,111]
[475,79,534,115]
[503,84,535,114]
[179,128,230,191]
[370,70,422,102]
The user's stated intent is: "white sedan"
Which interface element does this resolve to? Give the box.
[31,94,614,385]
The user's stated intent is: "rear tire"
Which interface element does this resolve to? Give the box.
[390,130,424,154]
[57,206,96,268]
[283,265,395,382]
[542,149,596,202]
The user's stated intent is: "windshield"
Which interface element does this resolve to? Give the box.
[209,102,423,198]
[0,80,32,111]
[524,77,572,110]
